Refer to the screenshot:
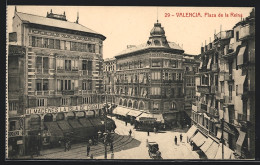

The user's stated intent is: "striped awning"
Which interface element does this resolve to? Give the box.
[214,143,235,159]
[113,106,131,117]
[191,131,207,147]
[127,109,143,117]
[200,137,214,153]
[205,142,219,159]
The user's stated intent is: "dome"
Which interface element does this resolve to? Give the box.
[150,22,165,36]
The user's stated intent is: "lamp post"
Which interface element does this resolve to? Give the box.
[221,105,226,160]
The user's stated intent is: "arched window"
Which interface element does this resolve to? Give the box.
[170,102,176,110]
[139,101,144,110]
[133,100,138,109]
[44,113,53,122]
[56,113,65,121]
[30,114,41,130]
[119,98,123,105]
[123,99,127,107]
[128,100,132,108]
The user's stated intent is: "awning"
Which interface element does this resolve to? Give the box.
[237,46,246,66]
[44,122,64,138]
[200,138,214,153]
[186,125,198,140]
[191,131,207,147]
[68,119,83,128]
[204,113,211,120]
[57,120,73,133]
[163,113,177,121]
[207,58,212,69]
[236,130,246,156]
[136,113,164,123]
[216,129,222,139]
[205,142,219,159]
[127,109,143,117]
[113,107,131,117]
[78,118,94,128]
[215,143,234,159]
[199,62,203,69]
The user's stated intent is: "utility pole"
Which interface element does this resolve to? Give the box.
[221,106,226,159]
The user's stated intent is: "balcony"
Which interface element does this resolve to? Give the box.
[62,90,75,95]
[197,85,210,93]
[209,107,219,117]
[214,30,233,41]
[81,70,91,76]
[224,73,233,81]
[216,91,224,100]
[200,103,207,112]
[210,85,217,94]
[239,25,252,41]
[35,90,55,96]
[211,63,219,72]
[224,96,234,105]
[36,68,49,74]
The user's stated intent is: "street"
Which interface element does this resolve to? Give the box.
[21,116,199,159]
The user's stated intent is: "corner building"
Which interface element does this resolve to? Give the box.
[8,9,106,157]
[112,21,187,128]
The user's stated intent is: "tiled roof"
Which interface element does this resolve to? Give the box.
[16,12,105,38]
[116,41,183,56]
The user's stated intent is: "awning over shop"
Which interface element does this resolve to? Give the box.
[237,46,246,66]
[205,142,219,159]
[89,117,103,127]
[236,130,246,156]
[200,137,214,153]
[44,122,64,138]
[186,125,198,140]
[113,106,131,117]
[127,109,143,117]
[68,119,83,128]
[57,120,73,133]
[136,113,164,123]
[215,143,235,159]
[191,131,207,147]
[78,118,94,127]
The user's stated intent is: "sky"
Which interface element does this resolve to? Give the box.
[7,6,252,59]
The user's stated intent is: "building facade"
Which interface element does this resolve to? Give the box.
[190,9,255,159]
[110,21,192,127]
[7,9,106,157]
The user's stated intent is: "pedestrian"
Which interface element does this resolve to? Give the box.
[86,144,90,156]
[89,139,93,146]
[64,139,68,152]
[174,136,178,145]
[129,129,132,136]
[110,143,114,153]
[125,121,127,126]
[180,134,183,142]
[153,127,156,134]
[147,130,150,136]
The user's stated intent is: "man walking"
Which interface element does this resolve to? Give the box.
[129,129,132,136]
[110,142,114,153]
[147,130,150,136]
[125,121,127,126]
[174,136,178,145]
[86,144,90,156]
[180,134,183,143]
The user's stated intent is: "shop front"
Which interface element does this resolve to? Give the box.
[135,113,164,131]
[8,130,23,158]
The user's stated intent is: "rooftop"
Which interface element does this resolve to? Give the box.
[15,11,106,40]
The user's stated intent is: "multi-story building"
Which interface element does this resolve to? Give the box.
[182,54,200,124]
[103,57,117,112]
[7,8,106,156]
[111,21,187,128]
[189,9,255,159]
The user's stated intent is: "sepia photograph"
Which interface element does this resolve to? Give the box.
[6,5,255,160]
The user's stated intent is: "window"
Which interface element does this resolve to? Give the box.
[88,80,92,90]
[151,87,161,95]
[151,72,161,80]
[36,79,42,91]
[82,60,87,70]
[171,88,175,97]
[9,102,18,111]
[37,98,47,107]
[71,60,78,70]
[60,40,65,50]
[56,59,64,69]
[229,85,233,101]
[172,73,176,81]
[178,88,182,96]
[43,79,48,90]
[36,37,42,47]
[49,39,54,49]
[65,41,70,50]
[221,81,224,92]
[54,39,60,49]
[152,59,161,67]
[31,36,36,47]
[82,81,87,90]
[43,38,48,48]
[65,60,71,71]
[61,98,70,106]
[9,121,16,131]
[236,31,239,42]
[236,85,238,96]
[82,97,91,104]
[88,44,95,53]
[164,72,169,80]
[170,60,177,68]
[71,42,78,51]
[99,45,102,54]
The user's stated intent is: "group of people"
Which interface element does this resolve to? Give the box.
[174,134,183,145]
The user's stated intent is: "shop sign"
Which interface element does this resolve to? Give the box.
[8,130,23,137]
[17,140,23,145]
[25,104,103,115]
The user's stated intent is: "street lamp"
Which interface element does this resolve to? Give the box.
[221,105,226,160]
